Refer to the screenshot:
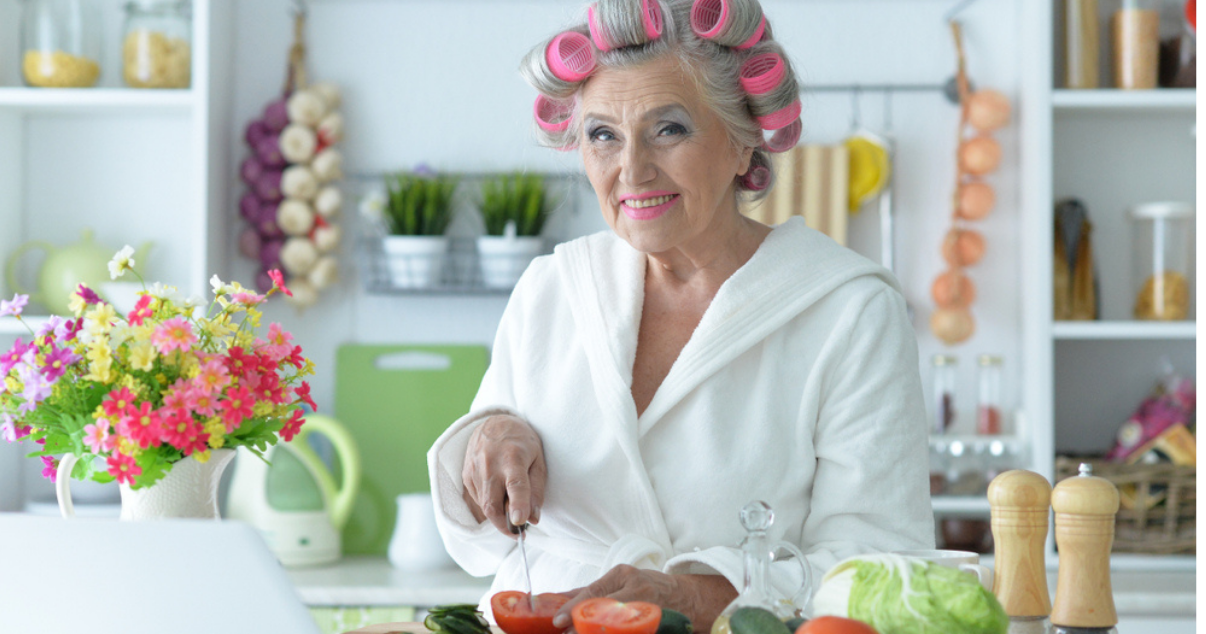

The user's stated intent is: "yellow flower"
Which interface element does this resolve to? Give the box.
[252,401,274,417]
[201,314,235,340]
[155,373,168,384]
[117,438,139,454]
[129,342,156,372]
[301,359,316,377]
[204,418,226,447]
[84,303,117,332]
[68,292,87,316]
[193,450,211,464]
[84,356,114,384]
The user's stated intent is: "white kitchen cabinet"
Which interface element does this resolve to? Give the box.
[0,0,234,334]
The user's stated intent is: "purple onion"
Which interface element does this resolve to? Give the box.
[239,192,262,221]
[240,156,265,186]
[263,98,289,133]
[254,169,283,203]
[255,136,286,169]
[245,119,270,147]
[258,219,285,240]
[260,239,284,269]
[255,270,275,294]
[239,228,263,259]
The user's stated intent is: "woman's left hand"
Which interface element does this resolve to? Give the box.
[551,565,737,633]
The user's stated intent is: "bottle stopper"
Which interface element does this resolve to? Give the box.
[988,469,1052,617]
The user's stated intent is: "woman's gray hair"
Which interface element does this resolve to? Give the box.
[520,0,800,201]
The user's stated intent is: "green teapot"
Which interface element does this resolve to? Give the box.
[5,229,152,315]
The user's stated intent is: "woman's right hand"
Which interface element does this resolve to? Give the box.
[462,414,548,536]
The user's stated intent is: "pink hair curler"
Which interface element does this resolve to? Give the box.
[739,52,785,95]
[691,0,728,39]
[547,31,596,82]
[756,98,801,131]
[534,94,574,132]
[740,164,771,191]
[641,0,664,39]
[735,15,766,49]
[588,4,613,52]
[761,119,800,152]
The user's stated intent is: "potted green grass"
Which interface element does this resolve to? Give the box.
[381,171,457,288]
[476,172,550,288]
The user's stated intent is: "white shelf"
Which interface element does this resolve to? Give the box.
[930,496,991,514]
[0,316,46,336]
[1052,89,1196,113]
[1052,320,1197,340]
[0,88,196,114]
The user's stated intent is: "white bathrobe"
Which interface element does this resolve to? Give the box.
[428,217,934,616]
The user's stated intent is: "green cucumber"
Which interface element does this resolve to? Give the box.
[657,609,693,634]
[730,607,791,634]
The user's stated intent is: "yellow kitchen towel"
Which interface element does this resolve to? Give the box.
[743,144,849,246]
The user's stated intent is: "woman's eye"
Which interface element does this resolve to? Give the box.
[589,128,615,142]
[659,123,687,136]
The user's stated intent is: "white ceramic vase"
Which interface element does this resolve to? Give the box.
[56,448,236,520]
[476,235,543,289]
[382,235,447,289]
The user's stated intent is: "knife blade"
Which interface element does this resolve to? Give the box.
[509,521,534,608]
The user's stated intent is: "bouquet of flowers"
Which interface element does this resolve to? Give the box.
[0,247,315,489]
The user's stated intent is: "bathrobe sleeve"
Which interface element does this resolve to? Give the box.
[665,286,934,601]
[428,261,550,576]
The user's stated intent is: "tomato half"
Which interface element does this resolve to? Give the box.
[571,598,662,634]
[795,616,879,634]
[492,591,571,634]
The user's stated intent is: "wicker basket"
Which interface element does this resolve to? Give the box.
[1055,456,1195,555]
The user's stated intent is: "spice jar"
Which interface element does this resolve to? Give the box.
[122,0,192,88]
[977,355,1003,435]
[20,0,102,88]
[932,354,958,435]
[1065,0,1100,88]
[1112,0,1161,89]
[1131,202,1194,321]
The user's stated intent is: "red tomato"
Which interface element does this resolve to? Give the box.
[492,591,571,634]
[795,616,879,634]
[571,598,662,634]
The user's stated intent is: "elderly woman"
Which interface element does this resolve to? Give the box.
[428,0,933,629]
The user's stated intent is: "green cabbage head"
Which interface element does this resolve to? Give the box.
[810,554,1008,634]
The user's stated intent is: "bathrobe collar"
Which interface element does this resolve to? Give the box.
[555,217,899,437]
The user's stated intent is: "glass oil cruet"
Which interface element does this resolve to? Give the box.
[711,501,812,634]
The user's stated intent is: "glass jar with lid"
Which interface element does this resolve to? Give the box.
[931,354,958,435]
[20,0,102,88]
[1130,202,1194,321]
[122,0,192,88]
[976,355,1003,435]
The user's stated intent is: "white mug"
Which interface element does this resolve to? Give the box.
[893,549,993,591]
[388,493,456,571]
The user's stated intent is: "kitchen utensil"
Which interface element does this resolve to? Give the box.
[988,470,1052,634]
[511,520,534,601]
[4,229,151,315]
[892,549,993,591]
[336,344,489,555]
[712,501,811,631]
[226,413,361,567]
[388,492,456,571]
[844,132,890,213]
[1051,464,1120,633]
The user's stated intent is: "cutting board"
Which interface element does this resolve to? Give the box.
[336,344,489,555]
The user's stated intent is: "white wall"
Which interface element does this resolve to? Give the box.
[227,0,1024,431]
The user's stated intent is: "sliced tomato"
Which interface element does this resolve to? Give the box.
[492,591,571,634]
[571,597,662,634]
[795,616,879,634]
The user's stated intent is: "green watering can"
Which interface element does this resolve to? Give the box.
[4,229,152,315]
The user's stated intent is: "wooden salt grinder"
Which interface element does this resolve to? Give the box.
[1050,463,1120,630]
[988,470,1052,617]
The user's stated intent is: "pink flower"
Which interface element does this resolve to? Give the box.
[160,408,198,450]
[256,372,286,405]
[0,338,33,375]
[185,385,219,417]
[17,365,51,408]
[195,358,231,395]
[232,292,266,306]
[267,269,293,297]
[103,387,138,419]
[120,403,163,449]
[285,345,305,369]
[224,347,255,377]
[128,295,154,326]
[83,419,116,454]
[162,380,190,410]
[40,344,80,382]
[0,294,29,318]
[41,456,58,482]
[75,284,102,306]
[1,414,31,442]
[219,386,255,432]
[106,452,141,485]
[152,317,196,354]
[62,318,83,341]
[280,408,305,442]
[293,381,316,411]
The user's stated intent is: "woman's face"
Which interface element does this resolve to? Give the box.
[578,55,753,255]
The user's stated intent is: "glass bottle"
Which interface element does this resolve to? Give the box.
[977,355,1003,435]
[1130,202,1195,321]
[1112,0,1160,89]
[1065,0,1100,88]
[122,1,192,88]
[932,355,958,435]
[711,502,812,634]
[20,0,102,88]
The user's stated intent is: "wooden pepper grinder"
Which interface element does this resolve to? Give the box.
[1051,463,1120,634]
[988,470,1053,634]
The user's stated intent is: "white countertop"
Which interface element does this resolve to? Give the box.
[288,557,1196,617]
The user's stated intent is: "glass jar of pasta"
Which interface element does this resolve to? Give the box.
[20,0,102,88]
[1130,202,1195,321]
[122,0,192,89]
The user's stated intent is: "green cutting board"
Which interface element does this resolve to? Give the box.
[335,344,489,555]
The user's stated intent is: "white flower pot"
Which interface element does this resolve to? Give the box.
[382,235,447,289]
[476,235,544,289]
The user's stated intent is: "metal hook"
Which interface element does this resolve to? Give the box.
[944,0,981,22]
